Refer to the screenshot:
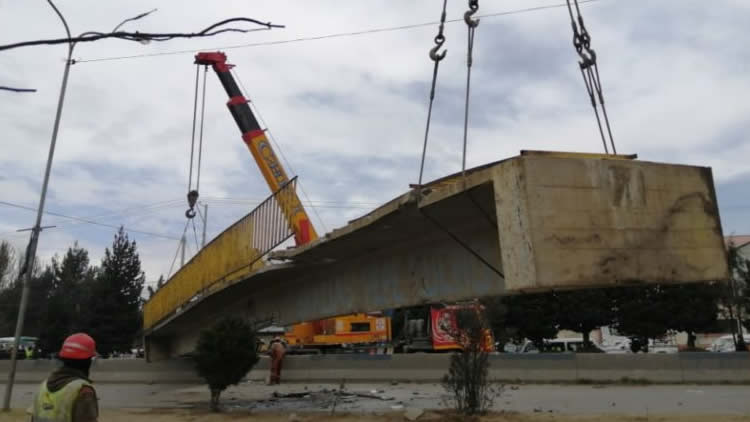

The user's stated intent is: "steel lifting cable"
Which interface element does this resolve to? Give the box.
[185,64,208,218]
[566,0,616,154]
[417,0,448,187]
[462,0,479,178]
[196,66,208,193]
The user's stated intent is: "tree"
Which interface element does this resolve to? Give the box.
[86,227,145,355]
[194,317,260,411]
[156,274,165,289]
[441,308,496,416]
[613,285,672,353]
[503,292,558,349]
[724,244,749,351]
[555,289,615,351]
[0,240,16,289]
[37,243,95,354]
[480,296,511,349]
[0,257,55,345]
[662,283,720,350]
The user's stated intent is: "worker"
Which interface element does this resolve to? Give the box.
[30,333,99,422]
[268,336,286,385]
[24,345,34,360]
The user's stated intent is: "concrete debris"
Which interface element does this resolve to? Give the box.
[288,413,300,422]
[391,404,404,410]
[404,408,424,421]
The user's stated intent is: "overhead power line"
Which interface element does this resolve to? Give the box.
[0,18,283,52]
[0,200,180,240]
[75,0,606,64]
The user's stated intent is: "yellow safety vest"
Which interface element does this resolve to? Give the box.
[32,378,92,422]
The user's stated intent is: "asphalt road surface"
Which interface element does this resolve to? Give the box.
[5,382,750,416]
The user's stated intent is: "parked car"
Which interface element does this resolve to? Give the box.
[599,337,631,354]
[709,335,750,352]
[649,339,678,354]
[503,340,539,354]
[541,338,604,353]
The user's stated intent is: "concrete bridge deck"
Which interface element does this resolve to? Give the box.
[144,151,728,360]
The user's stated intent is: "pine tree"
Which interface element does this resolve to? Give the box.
[38,243,95,354]
[87,227,145,356]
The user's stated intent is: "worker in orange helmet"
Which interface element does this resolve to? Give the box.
[268,336,286,385]
[30,333,99,422]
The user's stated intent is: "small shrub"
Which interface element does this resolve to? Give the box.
[193,317,259,411]
[441,307,499,415]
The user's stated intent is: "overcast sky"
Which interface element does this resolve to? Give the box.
[1,0,748,286]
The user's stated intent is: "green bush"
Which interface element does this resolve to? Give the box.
[193,317,259,411]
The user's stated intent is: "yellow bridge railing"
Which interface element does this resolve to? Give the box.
[143,178,299,330]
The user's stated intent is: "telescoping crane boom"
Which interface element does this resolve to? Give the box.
[195,51,317,246]
[195,52,395,354]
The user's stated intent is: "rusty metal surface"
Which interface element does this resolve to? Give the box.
[142,179,298,330]
[497,154,728,290]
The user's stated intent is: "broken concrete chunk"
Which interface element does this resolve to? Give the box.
[404,408,424,421]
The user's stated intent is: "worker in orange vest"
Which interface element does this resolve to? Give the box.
[30,333,99,422]
[268,337,286,385]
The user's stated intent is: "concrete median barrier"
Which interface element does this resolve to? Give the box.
[5,353,750,384]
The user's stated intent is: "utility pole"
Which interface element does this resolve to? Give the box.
[2,4,157,411]
[201,203,208,248]
[1,6,72,411]
[180,234,186,267]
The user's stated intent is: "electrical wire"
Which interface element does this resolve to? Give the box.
[0,18,283,52]
[0,200,180,240]
[0,199,184,237]
[0,86,37,93]
[74,0,607,64]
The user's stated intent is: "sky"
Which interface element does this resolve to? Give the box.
[1,0,748,287]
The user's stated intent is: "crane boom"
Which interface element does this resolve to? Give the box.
[195,51,317,246]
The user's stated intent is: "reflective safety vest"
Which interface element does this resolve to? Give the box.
[32,378,92,422]
[25,348,34,359]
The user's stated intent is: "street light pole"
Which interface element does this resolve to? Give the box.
[1,2,72,411]
[2,2,156,411]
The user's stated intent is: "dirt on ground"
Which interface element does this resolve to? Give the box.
[5,409,750,422]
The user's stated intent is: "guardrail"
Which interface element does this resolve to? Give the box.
[6,353,750,384]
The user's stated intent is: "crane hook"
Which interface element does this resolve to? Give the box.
[464,0,480,28]
[185,189,199,219]
[429,34,447,62]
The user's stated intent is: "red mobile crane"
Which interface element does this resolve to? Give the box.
[194,51,316,246]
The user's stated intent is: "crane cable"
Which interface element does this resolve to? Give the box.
[415,0,504,280]
[186,65,208,218]
[565,0,616,154]
[462,0,480,178]
[417,0,448,187]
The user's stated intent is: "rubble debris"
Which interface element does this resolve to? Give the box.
[404,407,424,421]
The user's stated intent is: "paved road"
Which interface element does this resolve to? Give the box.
[5,382,750,415]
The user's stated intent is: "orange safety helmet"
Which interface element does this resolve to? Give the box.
[59,333,97,360]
